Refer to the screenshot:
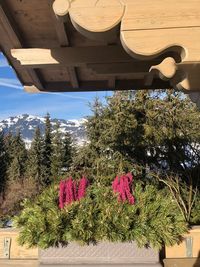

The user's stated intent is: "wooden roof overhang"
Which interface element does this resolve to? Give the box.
[0,0,200,101]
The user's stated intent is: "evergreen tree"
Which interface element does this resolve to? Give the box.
[51,122,63,179]
[62,132,73,171]
[41,113,52,185]
[4,132,14,166]
[26,127,43,188]
[87,97,105,156]
[0,132,8,197]
[84,90,200,176]
[7,131,27,181]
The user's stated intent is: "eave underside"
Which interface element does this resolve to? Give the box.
[0,0,172,93]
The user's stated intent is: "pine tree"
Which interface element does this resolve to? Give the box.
[87,97,105,156]
[84,90,200,176]
[51,122,63,179]
[0,132,8,197]
[7,131,27,181]
[62,132,73,171]
[26,127,43,188]
[41,113,52,185]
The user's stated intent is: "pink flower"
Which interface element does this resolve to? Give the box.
[126,172,133,183]
[66,177,75,204]
[119,175,126,201]
[112,176,119,192]
[59,176,89,208]
[59,180,66,209]
[123,175,135,205]
[78,177,88,201]
[112,173,135,205]
[73,180,77,201]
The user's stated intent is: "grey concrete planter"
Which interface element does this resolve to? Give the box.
[40,242,162,266]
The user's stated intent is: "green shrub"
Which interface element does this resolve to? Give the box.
[15,180,187,249]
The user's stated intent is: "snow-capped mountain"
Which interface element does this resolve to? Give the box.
[0,114,87,147]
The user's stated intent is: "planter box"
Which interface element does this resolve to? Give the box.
[164,226,200,267]
[0,228,38,260]
[40,242,162,266]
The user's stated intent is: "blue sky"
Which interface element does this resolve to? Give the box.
[0,53,112,120]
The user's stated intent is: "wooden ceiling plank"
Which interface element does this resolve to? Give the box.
[0,3,44,90]
[87,62,161,74]
[0,5,21,48]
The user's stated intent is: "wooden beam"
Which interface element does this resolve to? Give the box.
[53,0,70,17]
[11,46,138,68]
[50,6,69,46]
[87,61,162,74]
[0,3,44,90]
[50,10,79,89]
[24,79,172,93]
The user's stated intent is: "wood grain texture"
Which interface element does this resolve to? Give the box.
[52,0,200,92]
[1,0,200,93]
[70,0,124,32]
[165,226,200,258]
[53,0,70,17]
[11,46,133,67]
[0,260,38,267]
[121,0,200,31]
[0,229,38,260]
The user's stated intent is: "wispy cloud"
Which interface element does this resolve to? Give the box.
[0,78,22,90]
[0,78,89,101]
[0,82,23,90]
[40,91,88,101]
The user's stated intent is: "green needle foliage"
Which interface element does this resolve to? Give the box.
[0,132,8,196]
[15,179,187,250]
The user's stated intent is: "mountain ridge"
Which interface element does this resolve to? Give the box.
[0,114,87,147]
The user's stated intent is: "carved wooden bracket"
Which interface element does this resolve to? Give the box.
[52,0,200,93]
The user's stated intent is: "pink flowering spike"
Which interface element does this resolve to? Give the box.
[65,179,69,205]
[78,176,88,200]
[73,180,77,201]
[78,176,86,200]
[68,177,74,204]
[126,172,133,183]
[112,174,135,205]
[119,176,126,202]
[65,178,71,205]
[112,176,119,192]
[124,175,135,205]
[59,180,66,209]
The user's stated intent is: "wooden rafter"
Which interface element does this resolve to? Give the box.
[50,7,79,88]
[0,3,44,90]
[25,79,171,93]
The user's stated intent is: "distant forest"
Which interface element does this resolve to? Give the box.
[0,113,73,221]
